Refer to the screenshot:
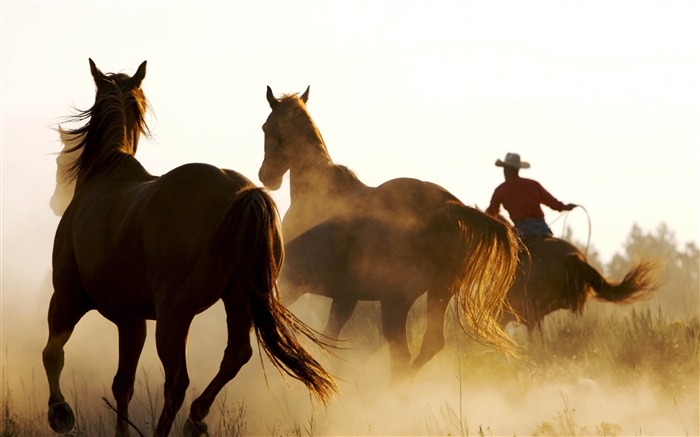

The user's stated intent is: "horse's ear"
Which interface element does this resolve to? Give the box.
[131,61,147,87]
[266,86,279,109]
[89,58,104,84]
[301,86,310,103]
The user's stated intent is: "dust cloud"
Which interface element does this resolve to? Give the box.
[4,277,697,436]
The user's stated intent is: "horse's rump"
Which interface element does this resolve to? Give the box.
[212,186,283,282]
[564,252,593,314]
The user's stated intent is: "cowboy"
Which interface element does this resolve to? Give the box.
[485,153,576,238]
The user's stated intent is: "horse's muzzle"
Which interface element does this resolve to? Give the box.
[258,166,283,190]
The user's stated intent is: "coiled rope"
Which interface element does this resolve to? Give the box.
[549,204,592,257]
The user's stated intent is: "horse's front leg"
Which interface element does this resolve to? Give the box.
[112,319,147,437]
[185,291,253,437]
[42,289,89,434]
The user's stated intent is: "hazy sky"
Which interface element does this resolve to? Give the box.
[2,0,698,301]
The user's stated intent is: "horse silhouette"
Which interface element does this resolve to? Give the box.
[43,60,335,437]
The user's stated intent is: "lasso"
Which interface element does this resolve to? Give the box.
[549,204,592,257]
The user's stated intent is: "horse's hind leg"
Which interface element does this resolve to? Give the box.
[185,291,253,436]
[112,319,147,437]
[154,309,195,437]
[411,289,451,372]
[380,298,412,381]
[42,291,89,433]
[323,298,358,342]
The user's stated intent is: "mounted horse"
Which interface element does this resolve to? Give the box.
[43,60,336,437]
[259,87,523,379]
[501,235,656,333]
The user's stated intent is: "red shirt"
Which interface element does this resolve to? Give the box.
[486,175,568,222]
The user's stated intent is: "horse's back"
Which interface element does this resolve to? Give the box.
[70,162,253,257]
[526,236,581,262]
[369,177,460,225]
[141,163,254,230]
[373,177,458,205]
[133,163,256,270]
[161,163,254,190]
[56,162,258,319]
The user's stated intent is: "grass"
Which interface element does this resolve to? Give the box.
[531,391,592,436]
[2,305,698,436]
[524,307,699,395]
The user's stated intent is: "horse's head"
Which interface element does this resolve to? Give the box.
[259,86,329,190]
[88,58,149,155]
[62,59,151,185]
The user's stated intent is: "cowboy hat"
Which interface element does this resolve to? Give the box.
[495,153,530,169]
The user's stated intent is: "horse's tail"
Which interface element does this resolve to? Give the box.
[569,254,657,304]
[445,202,522,356]
[216,187,337,404]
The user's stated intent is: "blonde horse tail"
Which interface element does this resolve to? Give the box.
[446,202,522,356]
[217,187,337,404]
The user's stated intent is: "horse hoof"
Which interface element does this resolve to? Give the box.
[48,401,75,433]
[183,418,209,437]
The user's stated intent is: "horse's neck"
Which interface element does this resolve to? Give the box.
[287,135,334,200]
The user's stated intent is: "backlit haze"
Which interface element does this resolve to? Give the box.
[1,1,698,435]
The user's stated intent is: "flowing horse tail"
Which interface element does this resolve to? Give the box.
[445,202,522,356]
[217,187,337,404]
[568,253,657,305]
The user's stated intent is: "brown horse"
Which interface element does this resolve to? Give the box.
[501,236,656,332]
[259,87,523,379]
[42,60,336,437]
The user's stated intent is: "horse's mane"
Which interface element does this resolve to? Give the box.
[275,93,334,161]
[284,95,366,190]
[332,164,362,186]
[62,72,151,182]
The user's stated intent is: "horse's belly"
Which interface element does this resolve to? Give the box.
[349,257,434,299]
[87,283,157,320]
[283,217,439,301]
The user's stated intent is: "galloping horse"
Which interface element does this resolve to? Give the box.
[259,87,522,378]
[501,236,656,332]
[43,60,336,437]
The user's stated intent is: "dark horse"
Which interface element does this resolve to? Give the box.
[501,236,656,332]
[258,87,523,378]
[43,60,336,437]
